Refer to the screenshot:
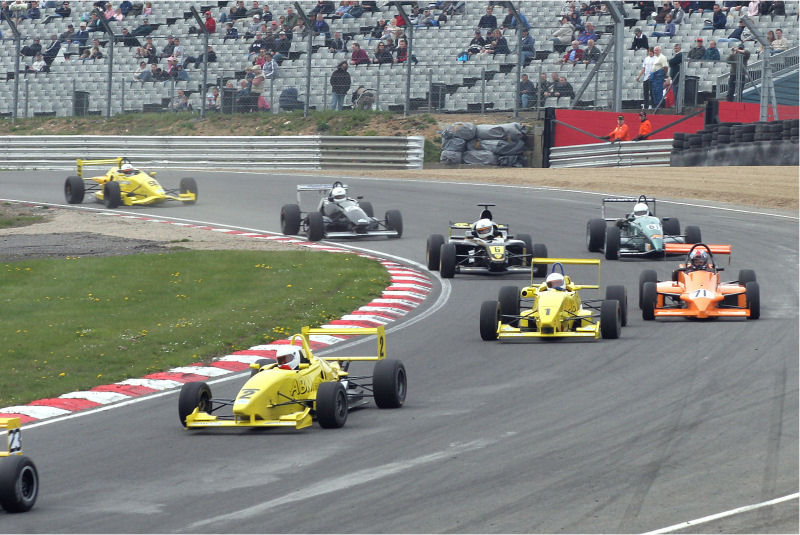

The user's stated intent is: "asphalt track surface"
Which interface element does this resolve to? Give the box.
[1,170,797,534]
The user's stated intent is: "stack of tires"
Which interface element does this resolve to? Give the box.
[440,122,528,167]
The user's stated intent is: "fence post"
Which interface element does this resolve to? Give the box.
[376,66,381,111]
[428,68,432,111]
[481,67,485,115]
[24,78,29,119]
[323,73,328,110]
[121,80,125,113]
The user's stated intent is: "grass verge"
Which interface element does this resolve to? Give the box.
[0,250,389,407]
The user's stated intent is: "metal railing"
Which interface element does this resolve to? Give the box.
[548,139,673,168]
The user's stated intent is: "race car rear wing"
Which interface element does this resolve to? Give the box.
[664,243,732,255]
[601,196,657,220]
[301,326,386,362]
[531,257,601,289]
[76,157,124,177]
[0,417,23,457]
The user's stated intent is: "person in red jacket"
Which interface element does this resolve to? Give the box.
[601,115,631,142]
[204,11,216,33]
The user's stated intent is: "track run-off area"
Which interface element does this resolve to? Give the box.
[1,169,797,533]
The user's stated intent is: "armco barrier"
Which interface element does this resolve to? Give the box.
[0,135,425,170]
[549,139,673,168]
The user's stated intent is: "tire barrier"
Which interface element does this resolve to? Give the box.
[670,119,799,166]
[440,122,529,167]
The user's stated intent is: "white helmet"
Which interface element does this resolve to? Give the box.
[330,186,346,202]
[473,218,494,239]
[274,346,301,369]
[120,163,135,174]
[545,272,565,290]
[633,202,649,217]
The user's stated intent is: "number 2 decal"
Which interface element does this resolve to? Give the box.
[378,335,385,358]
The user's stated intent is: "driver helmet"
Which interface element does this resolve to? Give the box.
[120,163,135,175]
[473,218,494,239]
[689,249,709,269]
[545,272,565,290]
[633,202,649,218]
[274,346,301,370]
[330,186,346,202]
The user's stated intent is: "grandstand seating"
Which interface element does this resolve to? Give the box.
[0,1,796,117]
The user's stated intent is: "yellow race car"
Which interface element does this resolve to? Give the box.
[480,258,627,341]
[0,417,39,513]
[64,157,197,208]
[178,326,406,430]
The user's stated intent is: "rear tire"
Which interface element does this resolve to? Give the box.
[479,300,499,340]
[385,209,403,238]
[662,218,680,236]
[745,281,760,320]
[600,299,621,339]
[64,175,85,204]
[498,285,520,326]
[604,226,620,260]
[641,282,657,320]
[103,181,122,209]
[684,225,701,244]
[638,270,658,309]
[373,359,406,408]
[426,234,445,271]
[738,269,756,285]
[280,204,301,235]
[586,218,606,252]
[316,382,348,428]
[439,243,457,278]
[179,177,198,204]
[178,381,212,427]
[0,456,38,513]
[306,211,325,242]
[532,243,548,278]
[605,285,628,327]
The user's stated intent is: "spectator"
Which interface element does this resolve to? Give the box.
[561,40,584,65]
[661,75,674,107]
[272,31,290,62]
[768,1,785,15]
[110,6,124,22]
[22,0,41,21]
[654,1,672,23]
[334,1,351,18]
[246,0,261,17]
[172,37,185,61]
[313,12,331,39]
[74,22,90,47]
[704,39,720,60]
[600,115,631,141]
[261,51,278,78]
[103,2,114,20]
[478,5,497,29]
[81,43,103,61]
[169,59,190,81]
[518,73,536,108]
[20,38,43,58]
[245,14,262,38]
[204,11,216,33]
[668,43,683,84]
[520,28,535,65]
[371,19,387,38]
[718,19,745,42]
[119,0,132,15]
[552,16,574,51]
[552,76,575,99]
[577,22,597,44]
[631,27,649,50]
[467,30,486,57]
[43,0,70,24]
[159,36,176,59]
[184,45,216,69]
[746,0,760,16]
[350,42,370,64]
[170,89,192,112]
[310,1,334,17]
[224,22,239,40]
[285,6,298,28]
[133,61,149,81]
[415,8,436,27]
[636,47,656,108]
[501,5,529,30]
[583,39,601,63]
[567,9,583,32]
[394,38,417,64]
[726,43,750,101]
[329,60,351,110]
[249,65,265,106]
[771,28,788,53]
[703,3,726,29]
[9,0,27,24]
[537,72,550,101]
[132,18,154,37]
[292,19,309,40]
[26,53,47,73]
[671,3,685,23]
[249,32,268,60]
[652,13,675,37]
[650,45,669,108]
[633,111,653,140]
[372,42,393,64]
[328,31,347,54]
[42,34,60,66]
[143,1,152,16]
[206,87,221,111]
[59,24,76,49]
[483,28,509,56]
[688,37,706,60]
[119,27,141,47]
[343,1,364,19]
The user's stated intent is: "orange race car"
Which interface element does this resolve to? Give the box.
[639,243,759,320]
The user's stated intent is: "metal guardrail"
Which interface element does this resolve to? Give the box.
[0,135,425,170]
[548,139,673,168]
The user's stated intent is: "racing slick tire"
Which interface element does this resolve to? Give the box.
[179,177,198,204]
[250,358,272,378]
[641,282,658,320]
[738,269,757,285]
[600,299,621,339]
[439,243,457,278]
[316,382,348,428]
[498,285,520,327]
[604,226,620,260]
[532,243,548,278]
[605,285,628,327]
[64,175,85,204]
[426,234,445,271]
[360,201,374,218]
[178,381,212,427]
[638,270,658,309]
[373,359,407,409]
[479,300,500,341]
[684,225,701,244]
[662,218,680,236]
[586,218,606,252]
[306,211,325,242]
[385,209,403,238]
[517,233,533,267]
[280,204,302,235]
[103,180,122,209]
[745,281,760,320]
[0,455,38,513]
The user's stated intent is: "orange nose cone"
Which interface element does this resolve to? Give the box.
[692,297,714,318]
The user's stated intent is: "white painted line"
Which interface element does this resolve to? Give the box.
[0,405,71,418]
[169,366,231,377]
[642,492,800,534]
[116,378,185,390]
[59,391,130,404]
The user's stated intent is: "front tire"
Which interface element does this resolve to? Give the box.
[605,285,628,327]
[638,270,658,309]
[179,177,198,204]
[746,281,760,320]
[479,300,499,341]
[306,211,325,242]
[280,204,301,235]
[426,234,444,270]
[604,226,620,260]
[684,225,701,244]
[373,359,406,408]
[316,382,348,428]
[103,180,122,209]
[360,201,374,217]
[385,209,403,238]
[738,269,757,285]
[0,456,38,513]
[178,381,212,427]
[439,243,457,278]
[532,243,548,278]
[662,218,681,236]
[641,282,657,320]
[600,299,621,339]
[498,285,520,326]
[586,218,606,252]
[64,175,85,204]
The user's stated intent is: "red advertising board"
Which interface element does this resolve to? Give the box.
[716,101,799,122]
[553,109,705,147]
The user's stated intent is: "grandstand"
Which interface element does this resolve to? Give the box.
[0,1,796,117]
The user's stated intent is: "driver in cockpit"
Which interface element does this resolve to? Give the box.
[471,218,501,241]
[615,201,650,229]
